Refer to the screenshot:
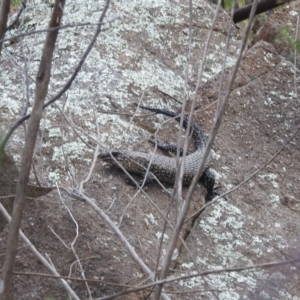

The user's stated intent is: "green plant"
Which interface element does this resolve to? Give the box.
[275,25,300,53]
[10,0,22,7]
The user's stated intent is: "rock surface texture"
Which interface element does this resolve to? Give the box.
[0,0,299,299]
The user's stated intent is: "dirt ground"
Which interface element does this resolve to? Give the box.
[1,0,300,299]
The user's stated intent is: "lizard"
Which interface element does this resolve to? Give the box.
[98,105,217,202]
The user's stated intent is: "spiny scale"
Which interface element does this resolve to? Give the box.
[99,105,216,201]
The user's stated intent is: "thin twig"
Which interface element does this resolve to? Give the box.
[56,183,92,299]
[294,14,299,100]
[0,0,10,53]
[0,203,80,300]
[11,270,136,287]
[6,1,26,32]
[0,0,112,153]
[153,0,259,298]
[73,107,172,297]
[11,255,300,299]
[96,256,300,300]
[79,111,100,193]
[0,1,66,297]
[185,127,300,223]
[1,18,120,44]
[48,225,70,249]
[153,0,224,297]
[74,192,171,300]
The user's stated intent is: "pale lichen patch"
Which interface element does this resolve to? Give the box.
[156,231,169,241]
[145,213,158,225]
[258,173,279,188]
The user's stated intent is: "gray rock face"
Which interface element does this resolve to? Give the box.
[0,0,299,299]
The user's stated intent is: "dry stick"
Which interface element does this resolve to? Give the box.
[0,20,116,44]
[0,0,10,53]
[73,112,172,299]
[6,0,26,32]
[6,250,298,300]
[188,1,235,299]
[117,128,171,227]
[48,226,69,249]
[151,0,220,296]
[122,109,219,292]
[90,145,217,299]
[294,15,299,100]
[175,0,198,213]
[174,0,194,218]
[79,111,100,193]
[99,165,210,296]
[76,193,171,300]
[153,0,260,298]
[152,179,174,282]
[232,0,291,23]
[71,117,169,298]
[154,0,223,295]
[0,194,36,200]
[176,0,223,205]
[182,0,236,225]
[58,108,96,150]
[0,203,80,300]
[96,257,300,300]
[56,184,92,299]
[0,1,66,299]
[0,0,112,153]
[11,270,136,288]
[189,1,235,299]
[185,127,300,223]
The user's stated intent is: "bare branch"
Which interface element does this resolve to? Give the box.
[1,19,119,44]
[56,184,92,299]
[96,256,300,300]
[79,111,100,193]
[153,0,223,296]
[294,15,299,100]
[0,203,80,300]
[185,127,300,223]
[153,0,260,297]
[11,270,136,287]
[0,1,66,297]
[0,0,112,153]
[0,0,10,54]
[5,1,26,32]
[233,0,291,23]
[9,255,300,299]
[74,192,171,300]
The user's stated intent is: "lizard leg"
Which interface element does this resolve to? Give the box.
[199,168,216,203]
[126,172,155,187]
